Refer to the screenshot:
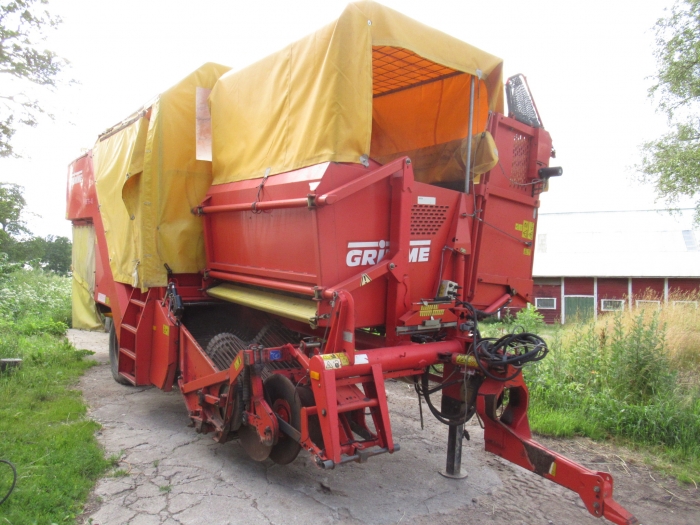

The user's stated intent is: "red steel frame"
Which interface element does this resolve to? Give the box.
[66,113,638,525]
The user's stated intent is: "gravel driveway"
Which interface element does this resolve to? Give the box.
[67,329,699,525]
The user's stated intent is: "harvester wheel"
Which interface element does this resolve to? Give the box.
[265,374,302,465]
[109,324,132,386]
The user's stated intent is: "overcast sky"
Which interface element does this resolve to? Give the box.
[0,0,683,239]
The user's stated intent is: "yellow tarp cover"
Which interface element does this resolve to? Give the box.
[211,0,503,184]
[71,224,103,331]
[93,63,231,288]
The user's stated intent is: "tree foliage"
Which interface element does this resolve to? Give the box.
[0,182,29,237]
[0,182,71,274]
[0,0,65,157]
[640,0,700,222]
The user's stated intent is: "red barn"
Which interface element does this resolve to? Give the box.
[530,210,700,323]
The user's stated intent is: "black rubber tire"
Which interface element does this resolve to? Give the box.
[296,385,325,450]
[265,374,302,465]
[109,323,132,386]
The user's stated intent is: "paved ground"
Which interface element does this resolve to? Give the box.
[67,329,700,525]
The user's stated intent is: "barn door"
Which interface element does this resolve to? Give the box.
[564,296,594,323]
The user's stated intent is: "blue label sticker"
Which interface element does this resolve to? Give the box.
[269,350,282,361]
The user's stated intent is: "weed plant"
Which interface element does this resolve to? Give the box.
[524,297,700,482]
[0,265,108,523]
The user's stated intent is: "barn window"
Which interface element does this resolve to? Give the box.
[535,297,556,309]
[673,300,698,308]
[601,299,624,311]
[636,300,661,310]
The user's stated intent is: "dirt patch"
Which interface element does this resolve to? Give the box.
[67,329,700,525]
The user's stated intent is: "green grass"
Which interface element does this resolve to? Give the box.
[517,301,700,483]
[0,267,109,524]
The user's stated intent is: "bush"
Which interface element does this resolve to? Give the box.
[526,307,700,479]
[511,304,546,333]
[0,267,71,326]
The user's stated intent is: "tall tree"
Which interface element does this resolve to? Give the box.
[640,0,700,222]
[0,0,66,157]
[0,182,29,235]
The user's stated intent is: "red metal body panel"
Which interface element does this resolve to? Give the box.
[465,114,551,308]
[66,152,98,221]
[150,302,178,391]
[202,115,548,328]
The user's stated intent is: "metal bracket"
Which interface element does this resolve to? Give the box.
[275,414,301,443]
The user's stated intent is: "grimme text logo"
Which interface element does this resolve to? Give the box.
[346,240,431,266]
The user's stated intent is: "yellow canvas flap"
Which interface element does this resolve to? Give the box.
[210,1,503,185]
[139,63,231,288]
[93,118,144,285]
[71,224,103,331]
[93,63,231,289]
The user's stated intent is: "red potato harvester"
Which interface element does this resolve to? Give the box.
[65,3,638,524]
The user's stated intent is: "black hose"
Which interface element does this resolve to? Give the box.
[459,299,548,382]
[472,332,548,382]
[416,299,549,428]
[415,371,480,427]
[0,459,17,506]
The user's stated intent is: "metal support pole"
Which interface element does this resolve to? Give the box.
[464,75,476,194]
[440,386,468,479]
[441,423,468,479]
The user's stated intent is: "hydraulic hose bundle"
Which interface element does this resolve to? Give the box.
[473,331,548,382]
[416,300,549,427]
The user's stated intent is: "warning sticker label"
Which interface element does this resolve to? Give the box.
[515,220,535,240]
[322,353,350,370]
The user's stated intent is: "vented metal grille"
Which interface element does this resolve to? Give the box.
[510,134,531,186]
[410,204,449,235]
[506,74,541,128]
[373,46,461,97]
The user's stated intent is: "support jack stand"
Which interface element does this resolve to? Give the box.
[440,423,468,479]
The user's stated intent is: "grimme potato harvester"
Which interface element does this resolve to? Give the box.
[66,3,638,523]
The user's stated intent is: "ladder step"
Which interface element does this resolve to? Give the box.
[119,347,136,360]
[119,372,136,385]
[121,323,138,335]
[130,298,146,308]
